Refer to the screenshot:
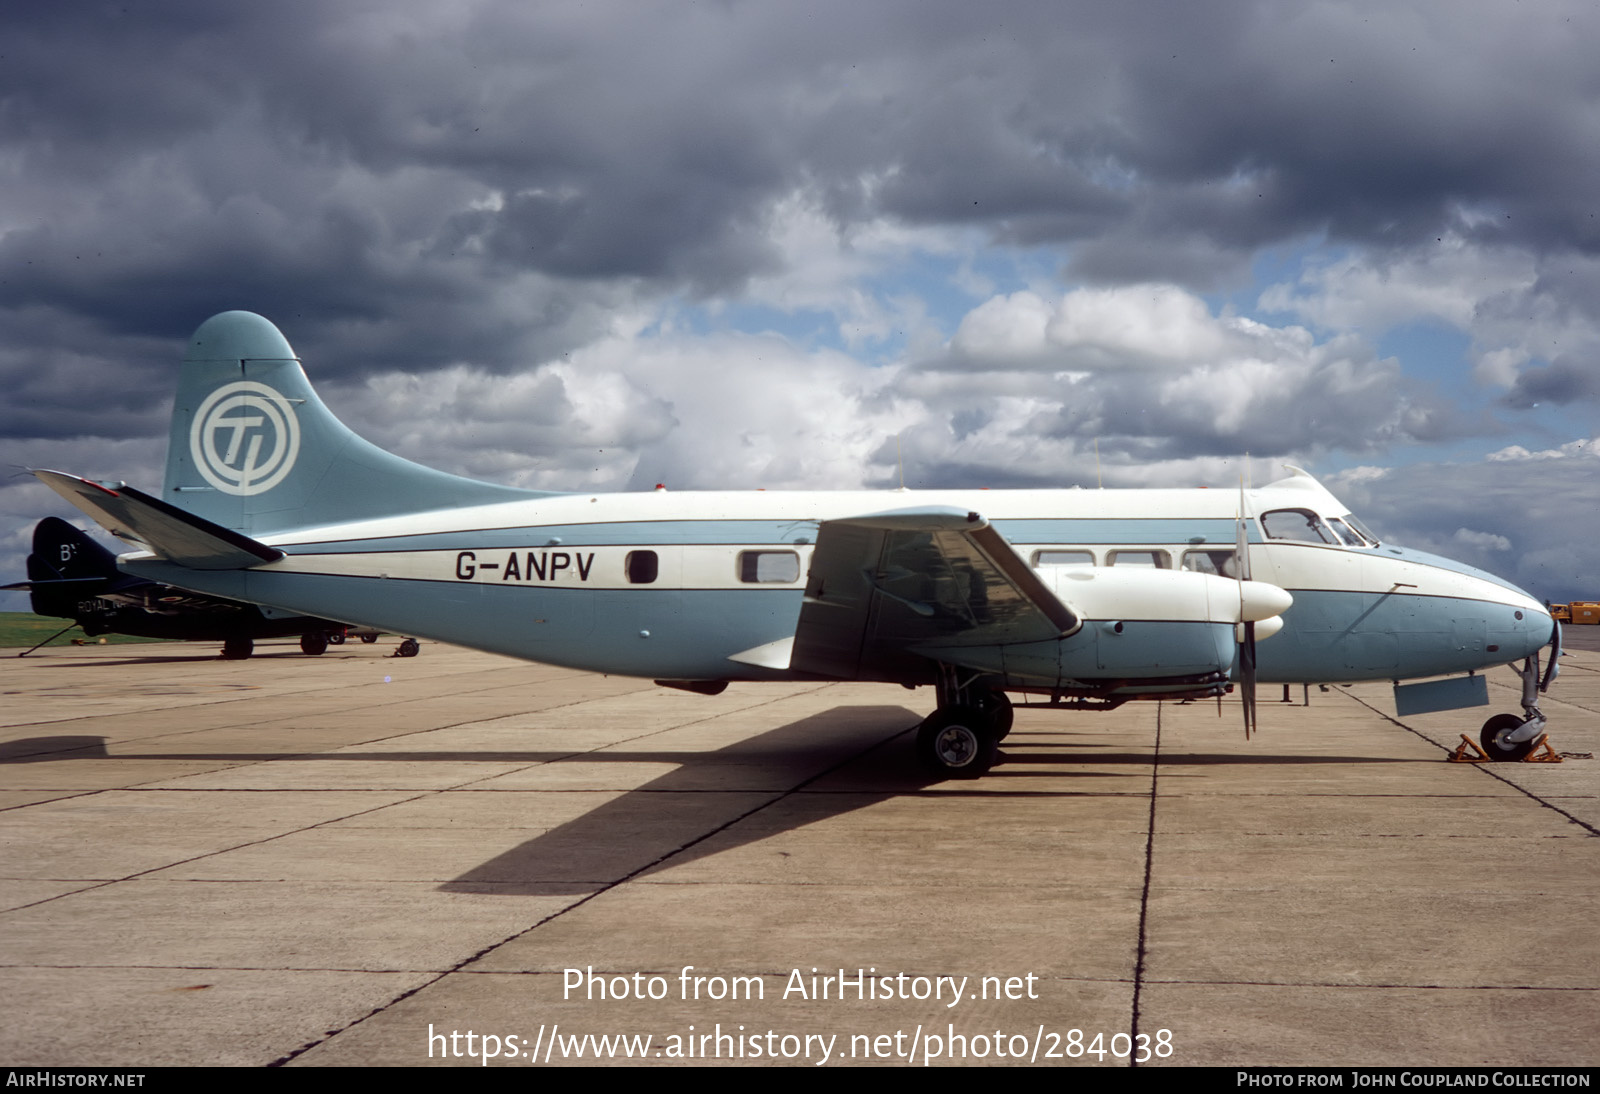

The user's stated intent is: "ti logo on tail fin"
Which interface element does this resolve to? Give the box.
[190,381,301,495]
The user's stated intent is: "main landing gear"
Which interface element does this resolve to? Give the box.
[915,666,1012,779]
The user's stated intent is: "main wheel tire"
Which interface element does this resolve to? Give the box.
[972,689,1015,739]
[327,631,346,646]
[300,632,329,656]
[916,711,997,778]
[361,633,378,644]
[221,636,253,660]
[397,638,420,658]
[1479,713,1536,761]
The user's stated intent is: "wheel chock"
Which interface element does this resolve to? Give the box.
[1448,734,1564,763]
[1522,735,1563,763]
[1449,736,1492,763]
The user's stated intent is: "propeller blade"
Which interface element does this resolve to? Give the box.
[1241,618,1257,739]
[1237,474,1256,738]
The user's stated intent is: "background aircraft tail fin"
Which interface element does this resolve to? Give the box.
[16,517,125,616]
[163,311,545,536]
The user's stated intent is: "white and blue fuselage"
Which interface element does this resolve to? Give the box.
[123,475,1550,688]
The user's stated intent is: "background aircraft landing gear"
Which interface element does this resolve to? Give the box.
[327,631,346,646]
[300,632,328,656]
[221,636,252,660]
[916,709,998,778]
[360,633,378,644]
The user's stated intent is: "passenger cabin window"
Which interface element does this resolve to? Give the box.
[1261,508,1339,545]
[1107,549,1169,568]
[1182,549,1238,577]
[1033,550,1095,568]
[738,550,800,584]
[625,550,658,584]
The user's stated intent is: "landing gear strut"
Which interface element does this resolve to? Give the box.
[1477,624,1560,762]
[914,665,1012,778]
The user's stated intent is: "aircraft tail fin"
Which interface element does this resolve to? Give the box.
[163,311,545,536]
[9,517,127,617]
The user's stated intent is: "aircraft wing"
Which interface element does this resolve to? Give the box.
[32,470,283,570]
[786,506,1078,680]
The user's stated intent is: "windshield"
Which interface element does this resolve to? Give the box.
[1262,507,1379,548]
[1261,508,1338,545]
[1341,513,1380,545]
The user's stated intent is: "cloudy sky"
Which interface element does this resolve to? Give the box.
[4,0,1598,606]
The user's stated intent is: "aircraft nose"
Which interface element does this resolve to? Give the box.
[1520,600,1556,652]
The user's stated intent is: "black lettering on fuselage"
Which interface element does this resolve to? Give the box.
[466,550,598,584]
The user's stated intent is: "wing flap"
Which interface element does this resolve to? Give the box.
[33,470,283,570]
[789,506,1077,680]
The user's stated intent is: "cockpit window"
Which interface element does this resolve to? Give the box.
[1325,517,1369,548]
[1261,508,1339,545]
[1342,514,1380,545]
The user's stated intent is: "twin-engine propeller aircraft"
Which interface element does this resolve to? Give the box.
[34,312,1559,776]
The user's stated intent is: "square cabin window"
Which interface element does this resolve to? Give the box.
[738,550,800,583]
[625,550,658,584]
[1182,549,1238,578]
[1107,549,1169,568]
[1033,550,1095,568]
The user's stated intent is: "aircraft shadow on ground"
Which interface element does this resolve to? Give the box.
[0,716,1421,897]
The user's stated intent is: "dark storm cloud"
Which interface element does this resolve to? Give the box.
[1500,355,1600,409]
[11,0,1600,337]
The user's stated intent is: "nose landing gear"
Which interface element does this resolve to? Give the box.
[1456,623,1564,763]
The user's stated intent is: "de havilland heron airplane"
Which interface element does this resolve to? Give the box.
[32,311,1560,777]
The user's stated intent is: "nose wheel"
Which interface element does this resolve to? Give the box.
[1479,713,1537,761]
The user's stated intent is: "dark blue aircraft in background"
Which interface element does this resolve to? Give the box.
[4,517,384,658]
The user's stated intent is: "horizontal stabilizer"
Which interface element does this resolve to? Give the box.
[0,577,104,591]
[33,470,284,570]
